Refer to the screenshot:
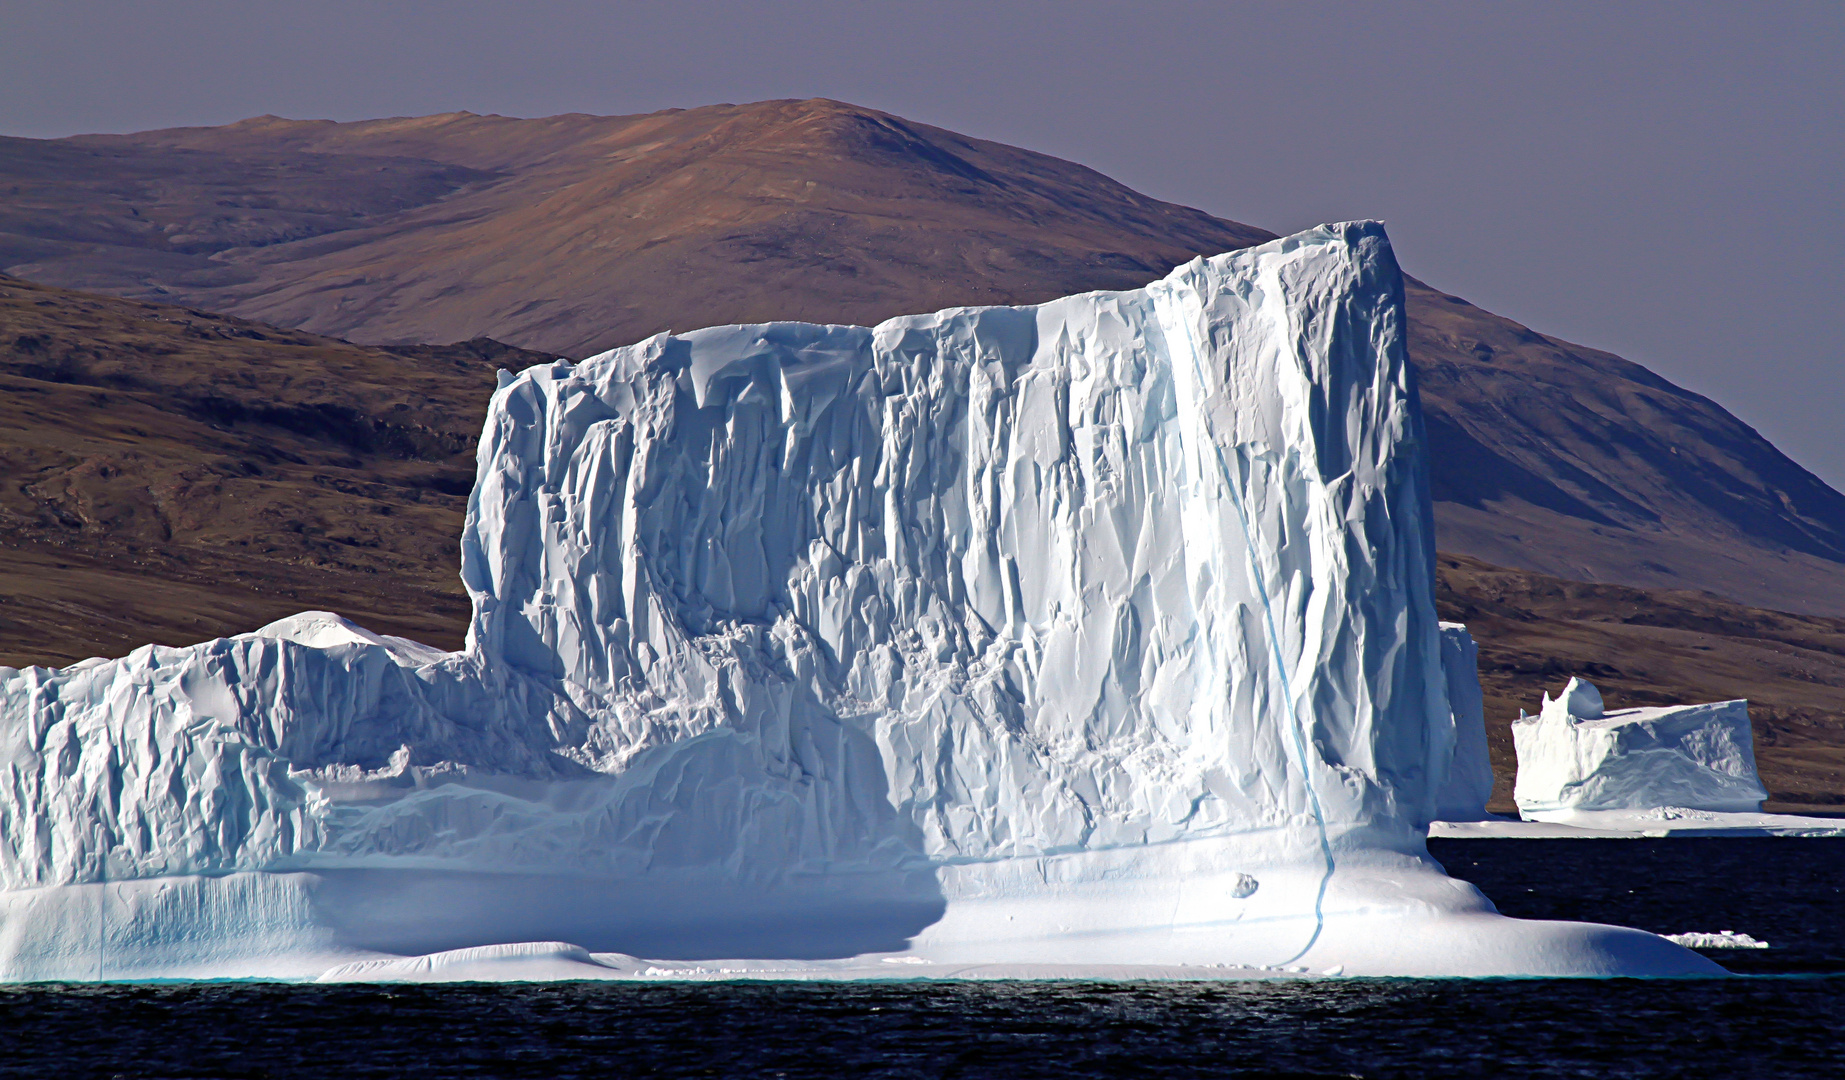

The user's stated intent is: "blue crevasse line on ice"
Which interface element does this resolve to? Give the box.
[1200,408,1337,968]
[1259,539,1337,964]
[1160,270,1336,967]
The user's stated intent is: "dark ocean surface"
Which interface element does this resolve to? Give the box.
[1430,836,1845,977]
[0,838,1839,1079]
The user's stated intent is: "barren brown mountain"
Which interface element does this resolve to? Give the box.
[2,102,1268,353]
[6,98,1845,804]
[9,99,1845,618]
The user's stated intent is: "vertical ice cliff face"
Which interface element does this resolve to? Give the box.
[1432,623,1495,821]
[0,221,1455,889]
[461,220,1453,871]
[1512,677,1768,816]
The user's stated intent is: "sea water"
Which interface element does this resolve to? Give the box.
[0,838,1838,1079]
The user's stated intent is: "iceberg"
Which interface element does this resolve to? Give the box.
[1432,676,1845,838]
[1431,623,1495,822]
[1512,677,1769,821]
[0,222,1714,980]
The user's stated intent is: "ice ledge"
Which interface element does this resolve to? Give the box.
[1434,810,1845,839]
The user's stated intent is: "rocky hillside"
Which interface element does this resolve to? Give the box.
[0,273,546,658]
[6,100,1843,616]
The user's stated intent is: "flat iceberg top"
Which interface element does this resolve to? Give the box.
[1523,676,1745,731]
[1548,700,1747,730]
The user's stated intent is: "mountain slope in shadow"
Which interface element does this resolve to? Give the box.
[0,273,546,658]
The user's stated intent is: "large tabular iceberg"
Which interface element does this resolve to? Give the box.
[0,223,1711,980]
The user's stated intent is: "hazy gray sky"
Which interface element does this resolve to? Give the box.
[4,1,1842,484]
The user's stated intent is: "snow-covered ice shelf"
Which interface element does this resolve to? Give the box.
[0,223,1717,981]
[1430,809,1845,839]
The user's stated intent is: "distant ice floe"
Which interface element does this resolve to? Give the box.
[1661,931,1770,950]
[0,223,1718,982]
[1431,810,1845,839]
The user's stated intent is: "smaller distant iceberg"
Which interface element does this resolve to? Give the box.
[1514,677,1767,817]
[1466,677,1845,837]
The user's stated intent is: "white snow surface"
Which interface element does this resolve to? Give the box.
[1512,678,1769,817]
[0,223,1715,980]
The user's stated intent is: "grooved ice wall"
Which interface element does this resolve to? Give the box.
[0,222,1578,978]
[460,218,1453,869]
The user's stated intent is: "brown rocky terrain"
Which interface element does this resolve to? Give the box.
[0,273,547,660]
[8,99,1845,618]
